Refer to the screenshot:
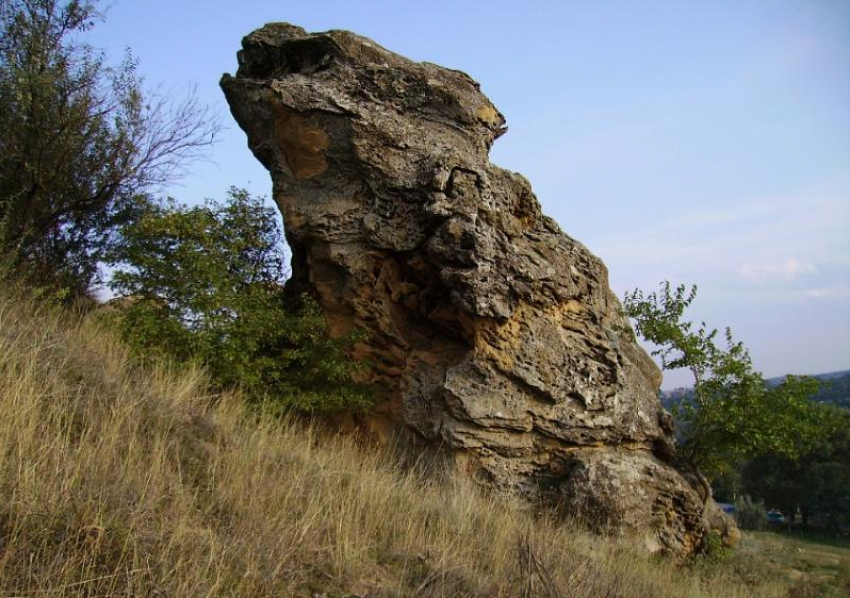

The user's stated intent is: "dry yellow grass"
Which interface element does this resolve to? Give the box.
[0,292,792,597]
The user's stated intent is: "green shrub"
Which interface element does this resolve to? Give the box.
[690,531,731,569]
[105,188,379,413]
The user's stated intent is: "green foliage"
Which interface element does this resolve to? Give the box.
[710,467,742,503]
[743,407,850,531]
[689,531,732,568]
[106,188,378,414]
[808,373,850,408]
[623,282,831,478]
[0,0,216,299]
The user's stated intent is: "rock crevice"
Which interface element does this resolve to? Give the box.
[222,22,729,556]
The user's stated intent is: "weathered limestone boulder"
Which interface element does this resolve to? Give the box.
[221,23,728,556]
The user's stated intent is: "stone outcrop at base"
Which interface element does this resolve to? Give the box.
[221,23,734,556]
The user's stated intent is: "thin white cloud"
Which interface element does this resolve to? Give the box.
[738,257,816,283]
[593,190,850,295]
[799,287,850,300]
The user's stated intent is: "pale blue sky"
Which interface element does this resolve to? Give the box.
[88,0,850,388]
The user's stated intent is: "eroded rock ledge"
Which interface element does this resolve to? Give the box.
[221,23,729,556]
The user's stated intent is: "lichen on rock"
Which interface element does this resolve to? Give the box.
[221,22,734,556]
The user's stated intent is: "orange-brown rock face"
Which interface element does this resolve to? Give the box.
[221,23,728,556]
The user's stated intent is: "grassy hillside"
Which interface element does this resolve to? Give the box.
[0,292,822,597]
[728,532,850,597]
[663,370,850,410]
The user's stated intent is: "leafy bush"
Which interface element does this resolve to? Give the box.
[690,531,732,568]
[106,188,378,413]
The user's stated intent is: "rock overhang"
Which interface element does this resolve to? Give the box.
[221,22,736,556]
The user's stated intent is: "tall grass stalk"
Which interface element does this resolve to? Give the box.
[0,292,788,597]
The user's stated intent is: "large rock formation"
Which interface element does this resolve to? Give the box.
[221,23,727,556]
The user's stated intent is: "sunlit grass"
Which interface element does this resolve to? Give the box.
[0,291,795,597]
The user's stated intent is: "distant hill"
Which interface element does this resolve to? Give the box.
[661,369,850,410]
[800,370,850,408]
[766,369,850,385]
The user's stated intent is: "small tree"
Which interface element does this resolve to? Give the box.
[0,0,217,298]
[107,188,378,413]
[623,282,830,495]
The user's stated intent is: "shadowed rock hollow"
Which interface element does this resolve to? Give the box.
[221,23,731,556]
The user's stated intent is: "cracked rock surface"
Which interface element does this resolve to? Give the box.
[221,23,730,556]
